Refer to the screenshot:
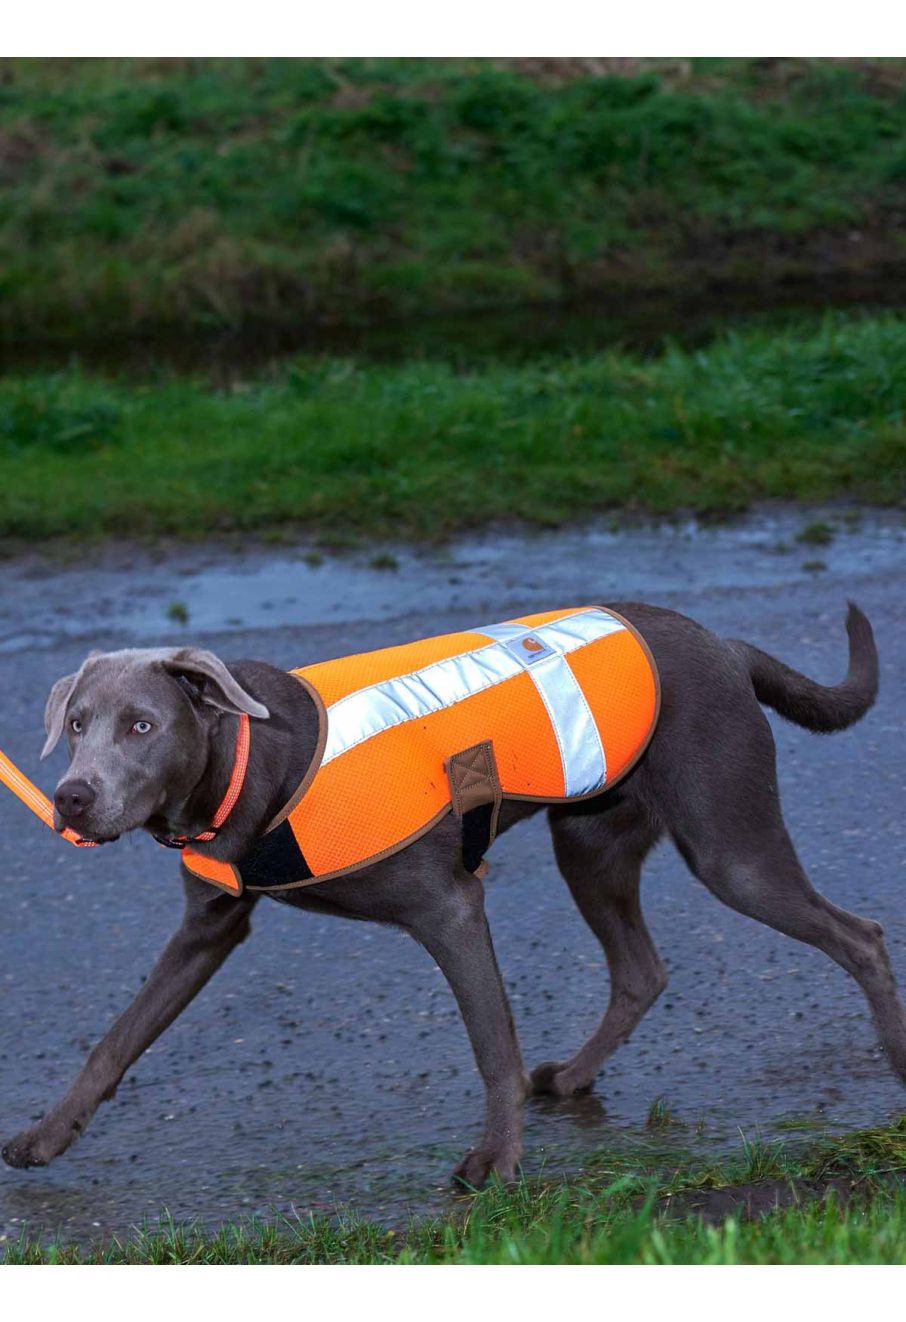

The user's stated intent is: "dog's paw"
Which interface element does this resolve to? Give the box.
[2,1119,77,1170]
[452,1147,520,1191]
[2,1128,52,1169]
[530,1060,592,1099]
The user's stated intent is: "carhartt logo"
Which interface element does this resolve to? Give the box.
[502,632,557,667]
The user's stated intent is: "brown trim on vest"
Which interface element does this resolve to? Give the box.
[609,602,662,747]
[262,672,329,834]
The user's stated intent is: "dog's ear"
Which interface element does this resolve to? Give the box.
[41,671,80,759]
[160,648,270,719]
[41,651,106,758]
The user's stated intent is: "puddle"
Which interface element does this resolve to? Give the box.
[0,507,903,655]
[1,282,903,385]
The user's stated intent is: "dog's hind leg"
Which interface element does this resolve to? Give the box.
[2,873,257,1170]
[669,706,906,1085]
[531,799,666,1099]
[676,813,906,1084]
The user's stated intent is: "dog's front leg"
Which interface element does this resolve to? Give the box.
[2,874,256,1170]
[406,870,528,1189]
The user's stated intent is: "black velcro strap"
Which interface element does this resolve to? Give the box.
[237,818,313,890]
[447,740,502,877]
[461,803,496,875]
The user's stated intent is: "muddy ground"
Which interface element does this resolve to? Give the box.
[0,507,904,1246]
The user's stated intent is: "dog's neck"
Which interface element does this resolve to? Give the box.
[145,662,320,861]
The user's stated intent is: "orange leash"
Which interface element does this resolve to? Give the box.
[0,747,97,846]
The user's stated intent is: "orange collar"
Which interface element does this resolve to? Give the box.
[153,712,251,849]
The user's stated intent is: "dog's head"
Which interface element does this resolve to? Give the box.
[42,648,269,842]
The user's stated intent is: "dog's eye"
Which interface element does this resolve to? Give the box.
[70,718,82,734]
[131,720,152,735]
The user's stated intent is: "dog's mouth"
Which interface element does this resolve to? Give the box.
[56,825,121,844]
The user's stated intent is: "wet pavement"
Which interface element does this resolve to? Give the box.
[0,505,904,1245]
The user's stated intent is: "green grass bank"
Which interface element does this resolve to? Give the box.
[1,314,903,543]
[6,1119,906,1265]
[1,57,905,339]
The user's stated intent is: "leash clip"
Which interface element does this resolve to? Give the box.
[154,826,222,850]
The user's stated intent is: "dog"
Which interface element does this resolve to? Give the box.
[3,600,900,1189]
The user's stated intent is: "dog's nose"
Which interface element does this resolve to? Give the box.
[54,779,96,821]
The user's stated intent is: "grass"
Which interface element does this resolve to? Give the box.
[645,1095,678,1131]
[1,58,905,339]
[796,519,837,545]
[0,313,903,544]
[6,1118,906,1265]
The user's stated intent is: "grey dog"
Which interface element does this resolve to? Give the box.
[2,601,900,1188]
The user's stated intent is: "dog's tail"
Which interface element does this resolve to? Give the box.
[729,602,878,733]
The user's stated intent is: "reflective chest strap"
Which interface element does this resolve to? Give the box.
[473,613,611,796]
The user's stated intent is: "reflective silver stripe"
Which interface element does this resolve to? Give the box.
[533,608,625,653]
[476,608,617,794]
[475,619,531,644]
[322,640,523,766]
[528,655,606,795]
[477,607,624,656]
[321,608,620,795]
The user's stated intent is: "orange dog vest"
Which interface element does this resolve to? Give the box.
[183,606,660,896]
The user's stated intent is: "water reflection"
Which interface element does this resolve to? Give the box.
[1,280,903,385]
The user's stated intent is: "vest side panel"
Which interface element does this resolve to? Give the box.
[288,715,446,876]
[288,668,562,876]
